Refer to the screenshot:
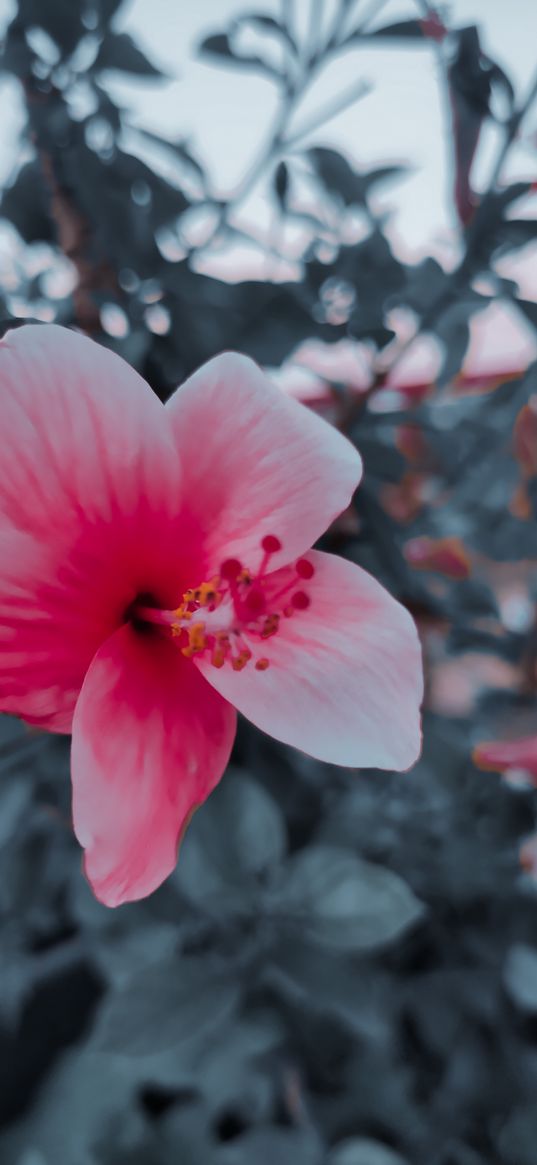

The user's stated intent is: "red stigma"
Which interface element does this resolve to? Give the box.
[220,557,242,580]
[173,540,312,676]
[261,534,282,554]
[296,558,314,579]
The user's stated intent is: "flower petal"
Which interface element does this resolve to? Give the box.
[165,352,361,573]
[0,325,182,731]
[196,550,423,770]
[71,623,236,907]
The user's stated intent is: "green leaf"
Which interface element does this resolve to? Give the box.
[133,127,206,184]
[309,148,405,208]
[330,1139,410,1165]
[234,13,297,53]
[17,0,83,53]
[274,846,424,952]
[93,956,240,1055]
[220,1128,322,1165]
[0,160,54,245]
[308,147,363,206]
[515,298,537,330]
[504,945,537,1012]
[199,32,281,77]
[370,19,426,38]
[496,218,537,256]
[95,0,126,23]
[273,160,289,208]
[94,32,163,76]
[345,19,426,45]
[176,773,285,912]
[434,295,490,387]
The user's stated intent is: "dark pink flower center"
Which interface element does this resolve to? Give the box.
[134,536,314,672]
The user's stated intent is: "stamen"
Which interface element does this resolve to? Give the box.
[231,648,252,671]
[220,558,242,581]
[258,534,282,579]
[296,558,315,579]
[261,613,280,638]
[138,536,312,675]
[261,534,282,554]
[196,579,219,608]
[291,591,310,610]
[211,632,230,668]
[181,621,208,658]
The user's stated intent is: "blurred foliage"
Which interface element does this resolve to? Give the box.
[1,0,537,1162]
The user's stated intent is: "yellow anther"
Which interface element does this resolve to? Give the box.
[231,648,252,672]
[187,622,207,652]
[197,579,220,608]
[255,658,270,671]
[261,613,280,639]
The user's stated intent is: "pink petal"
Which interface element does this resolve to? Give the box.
[165,353,361,574]
[196,550,423,770]
[0,325,182,731]
[71,623,236,906]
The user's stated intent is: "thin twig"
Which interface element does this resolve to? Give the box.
[487,68,537,191]
[326,0,359,50]
[307,0,324,64]
[357,0,392,35]
[187,14,371,259]
[284,77,372,148]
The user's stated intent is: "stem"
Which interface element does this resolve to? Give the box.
[487,67,537,191]
[283,77,372,148]
[280,0,294,38]
[326,0,358,50]
[187,15,370,258]
[357,0,391,34]
[414,0,461,239]
[306,0,324,64]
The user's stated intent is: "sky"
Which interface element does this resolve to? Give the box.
[0,0,536,381]
[105,0,537,253]
[1,0,536,249]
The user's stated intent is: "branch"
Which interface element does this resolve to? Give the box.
[187,19,370,259]
[283,77,372,148]
[339,59,537,433]
[487,67,537,191]
[25,82,118,336]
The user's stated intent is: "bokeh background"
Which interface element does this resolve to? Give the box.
[1,2,537,1163]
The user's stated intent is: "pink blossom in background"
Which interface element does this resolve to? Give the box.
[520,832,537,880]
[474,735,537,781]
[274,294,537,411]
[0,325,422,907]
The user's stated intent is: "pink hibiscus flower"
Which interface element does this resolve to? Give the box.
[0,325,422,906]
